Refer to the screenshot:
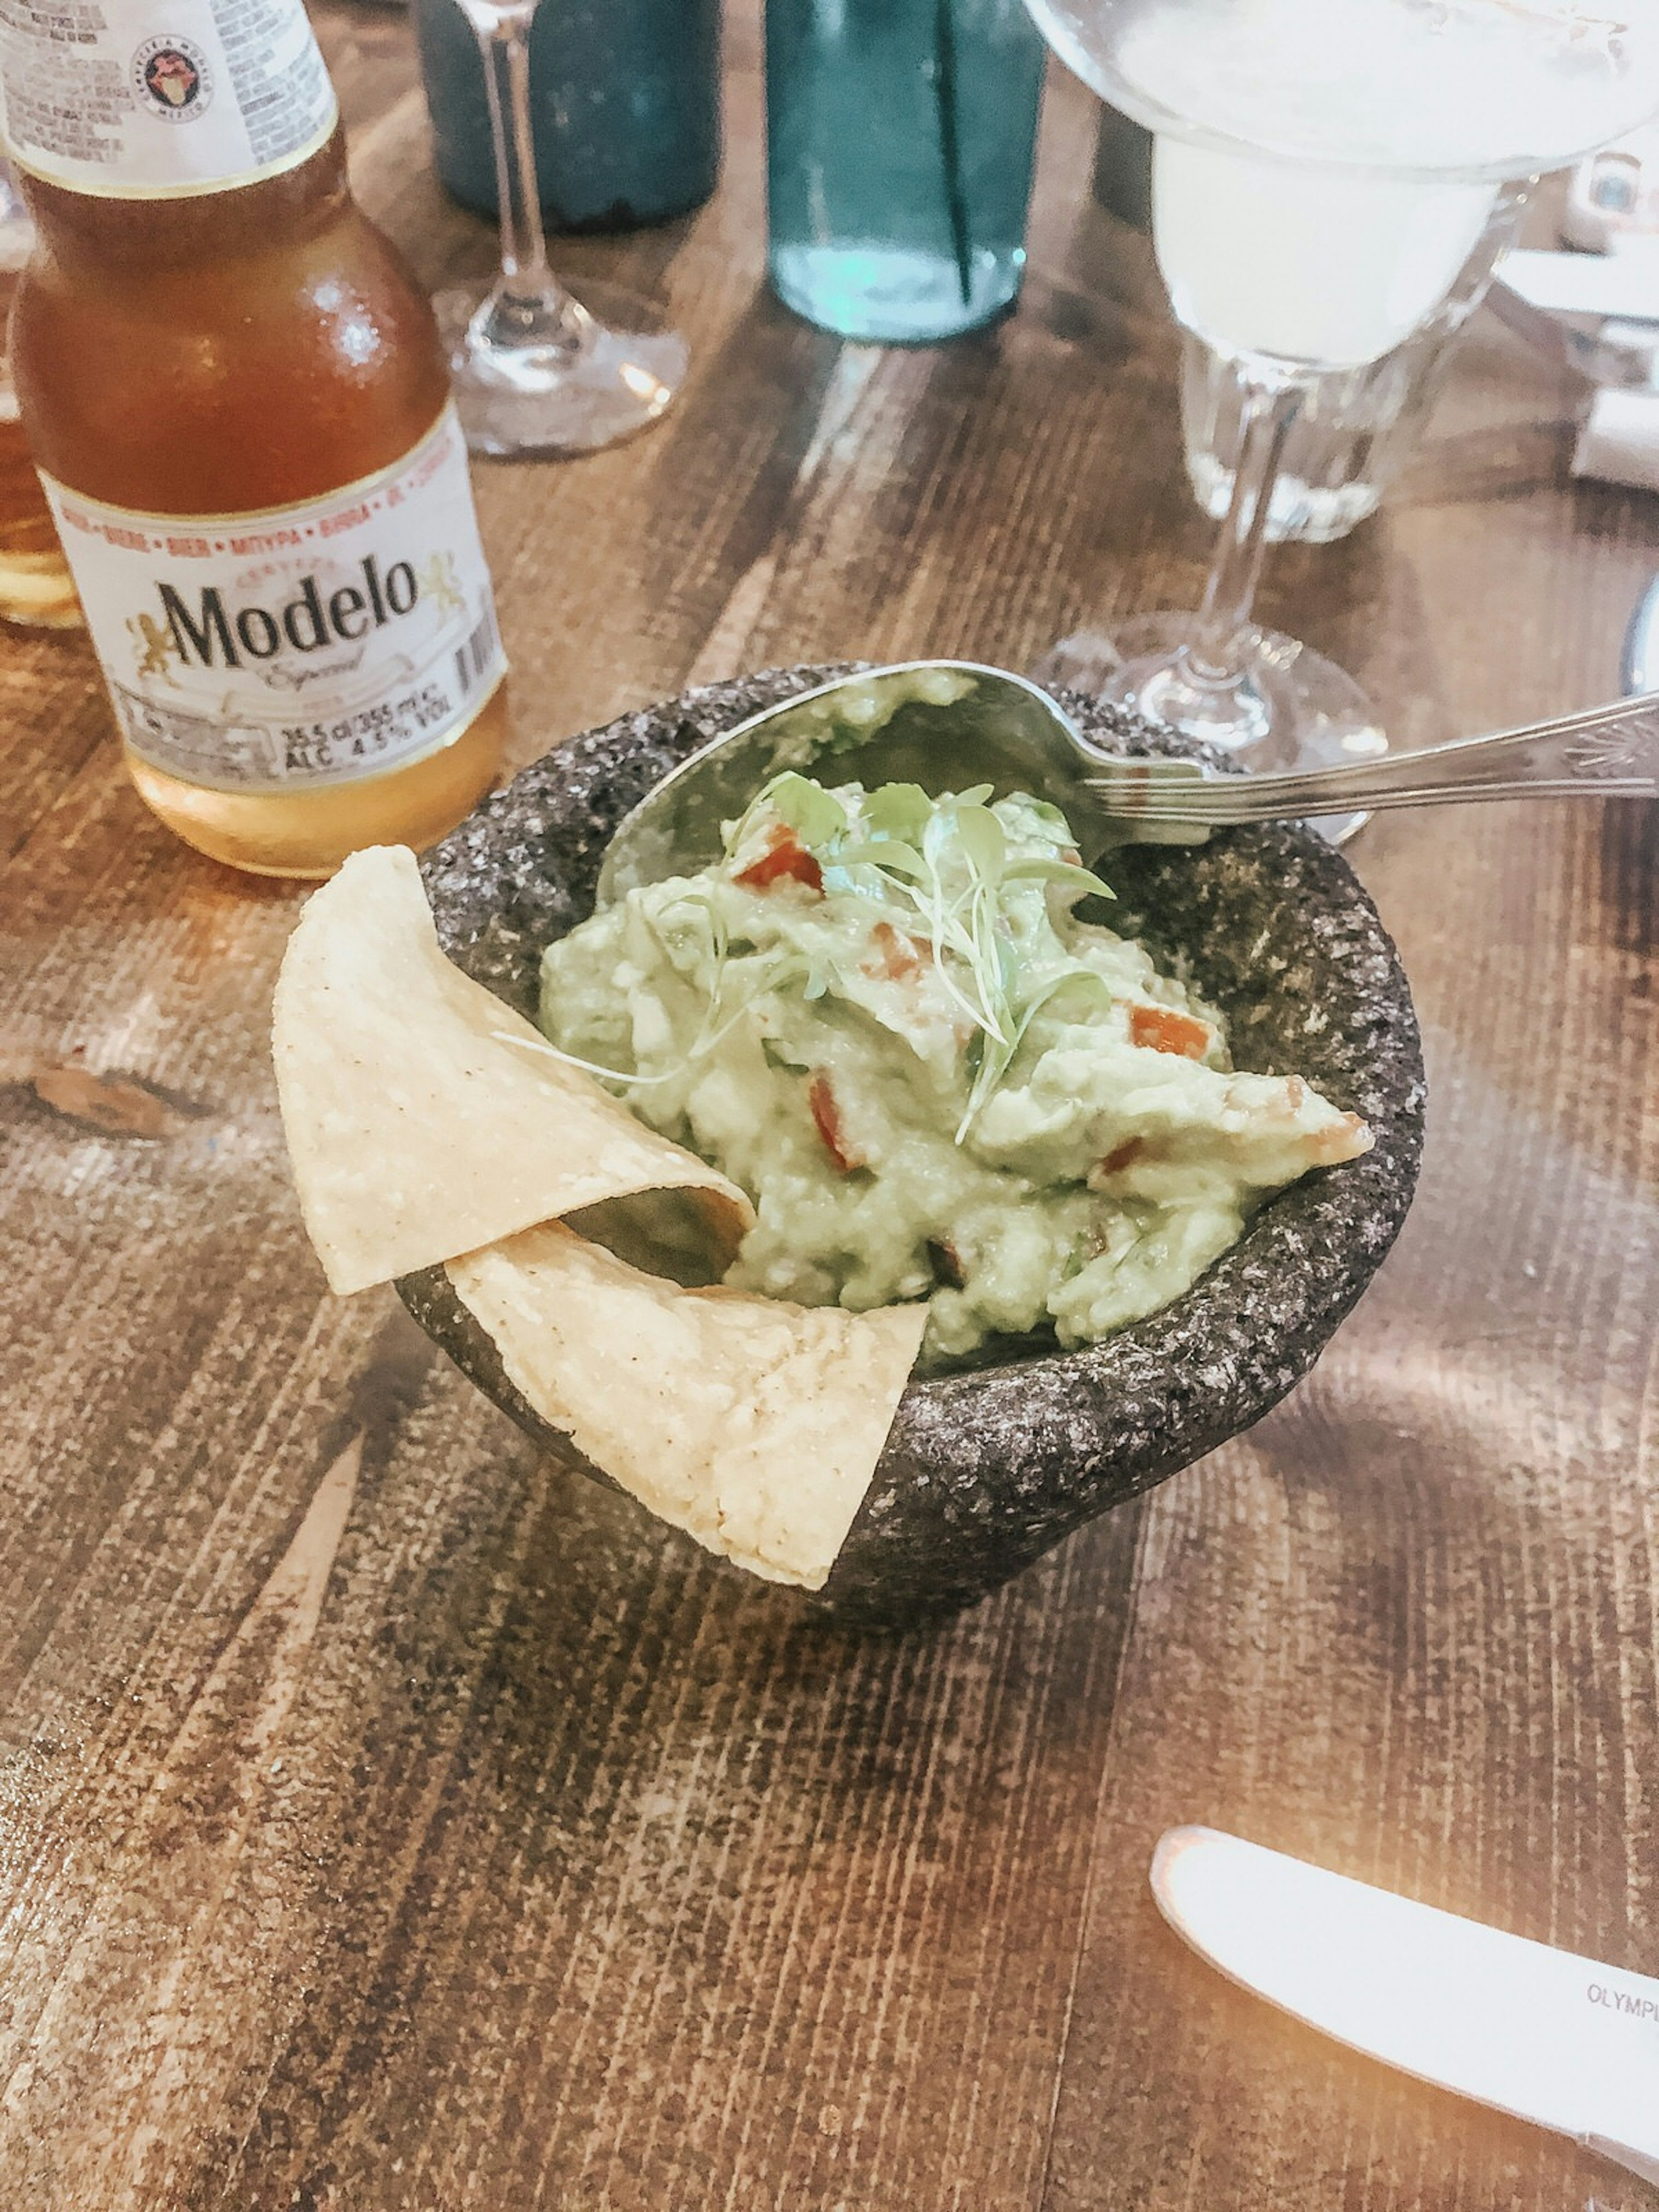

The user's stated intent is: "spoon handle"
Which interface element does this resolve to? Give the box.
[1086,690,1659,825]
[1297,690,1659,800]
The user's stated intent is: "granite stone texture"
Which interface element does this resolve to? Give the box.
[403,667,1425,1622]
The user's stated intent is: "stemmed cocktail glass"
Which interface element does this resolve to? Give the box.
[1023,0,1659,834]
[438,0,687,457]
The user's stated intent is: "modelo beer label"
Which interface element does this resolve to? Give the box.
[0,0,337,199]
[42,404,509,793]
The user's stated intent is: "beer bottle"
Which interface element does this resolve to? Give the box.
[1,0,509,877]
[0,162,79,629]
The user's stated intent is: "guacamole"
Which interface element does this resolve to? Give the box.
[540,775,1370,1360]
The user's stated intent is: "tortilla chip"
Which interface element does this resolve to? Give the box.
[447,1222,928,1589]
[273,846,753,1295]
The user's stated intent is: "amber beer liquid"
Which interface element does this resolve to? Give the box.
[0,374,79,629]
[1,0,507,876]
[0,167,78,628]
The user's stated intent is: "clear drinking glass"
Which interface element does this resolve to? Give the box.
[1023,0,1659,834]
[436,0,688,458]
[1181,180,1531,546]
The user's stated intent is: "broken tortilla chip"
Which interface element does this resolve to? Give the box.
[272,845,753,1295]
[447,1221,928,1590]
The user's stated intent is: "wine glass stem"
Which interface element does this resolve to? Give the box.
[1185,369,1306,689]
[472,6,588,356]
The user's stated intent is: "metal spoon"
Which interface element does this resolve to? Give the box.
[597,663,1126,901]
[595,661,1659,899]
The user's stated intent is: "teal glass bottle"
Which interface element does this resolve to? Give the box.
[765,0,1046,343]
[413,0,721,232]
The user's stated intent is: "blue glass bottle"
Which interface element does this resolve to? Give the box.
[766,0,1046,343]
[412,0,721,232]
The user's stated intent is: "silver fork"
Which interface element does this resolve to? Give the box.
[1085,689,1659,835]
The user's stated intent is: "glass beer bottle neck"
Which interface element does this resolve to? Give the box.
[21,135,353,283]
[0,0,340,215]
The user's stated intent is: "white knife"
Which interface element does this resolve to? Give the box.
[1151,1826,1659,2191]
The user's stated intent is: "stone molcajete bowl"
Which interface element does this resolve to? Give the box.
[400,666,1426,1624]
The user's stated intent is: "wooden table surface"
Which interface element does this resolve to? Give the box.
[3,7,1656,2208]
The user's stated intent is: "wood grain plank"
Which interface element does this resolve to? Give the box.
[1042,779,1657,2207]
[0,2,1654,2207]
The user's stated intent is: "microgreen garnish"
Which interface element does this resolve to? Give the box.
[728,771,849,858]
[723,774,1114,1139]
[538,779,1116,1127]
[492,1030,678,1090]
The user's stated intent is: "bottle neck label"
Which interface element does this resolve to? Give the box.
[0,0,337,199]
[42,404,509,795]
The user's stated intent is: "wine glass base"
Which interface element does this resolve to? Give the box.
[1033,615,1387,846]
[436,280,687,459]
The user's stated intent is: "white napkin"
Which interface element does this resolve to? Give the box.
[1504,242,1659,320]
[1573,386,1659,492]
[1501,246,1659,491]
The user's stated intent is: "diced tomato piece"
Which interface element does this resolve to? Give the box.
[734,828,823,892]
[1096,1138,1145,1176]
[1129,1003,1211,1059]
[808,1071,863,1172]
[861,918,930,981]
[927,1236,965,1288]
